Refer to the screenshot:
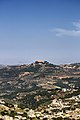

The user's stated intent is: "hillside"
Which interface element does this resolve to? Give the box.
[0,61,80,120]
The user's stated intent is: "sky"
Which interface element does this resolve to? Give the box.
[0,0,80,65]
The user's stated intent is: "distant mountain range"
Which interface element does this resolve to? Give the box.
[0,60,80,78]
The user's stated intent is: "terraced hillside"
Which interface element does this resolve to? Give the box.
[0,61,80,119]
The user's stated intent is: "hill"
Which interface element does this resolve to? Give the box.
[0,61,80,119]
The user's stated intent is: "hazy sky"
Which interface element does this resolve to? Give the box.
[0,0,80,64]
